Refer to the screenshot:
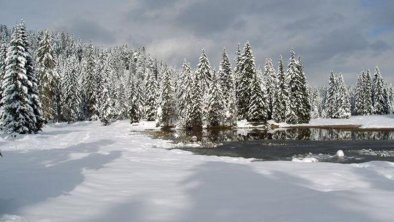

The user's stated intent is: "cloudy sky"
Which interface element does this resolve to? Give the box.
[0,0,393,85]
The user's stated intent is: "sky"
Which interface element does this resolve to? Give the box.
[0,0,393,86]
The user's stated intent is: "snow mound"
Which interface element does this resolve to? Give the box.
[292,157,319,163]
[336,150,345,158]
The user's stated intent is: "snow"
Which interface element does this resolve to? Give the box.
[1,120,394,222]
[336,150,345,158]
[272,114,394,129]
[236,119,267,128]
[292,156,319,163]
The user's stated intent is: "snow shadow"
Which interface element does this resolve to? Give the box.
[39,129,81,136]
[87,161,386,222]
[0,139,121,215]
[85,195,149,222]
[173,162,383,222]
[351,163,394,192]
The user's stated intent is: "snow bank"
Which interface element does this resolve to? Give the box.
[1,120,394,222]
[236,119,267,128]
[292,157,319,163]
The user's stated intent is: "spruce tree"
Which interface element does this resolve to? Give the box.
[354,71,373,115]
[219,49,237,127]
[308,87,322,119]
[207,71,225,128]
[286,51,311,123]
[219,49,232,104]
[386,84,393,114]
[158,69,175,128]
[272,56,287,122]
[237,42,256,119]
[364,70,373,115]
[81,44,98,120]
[326,72,336,117]
[247,73,268,122]
[145,60,159,121]
[234,44,242,92]
[36,31,58,122]
[0,39,7,105]
[1,24,36,134]
[177,61,193,126]
[20,23,44,131]
[61,55,80,122]
[334,74,351,118]
[372,66,387,114]
[185,68,203,130]
[128,79,142,123]
[354,72,366,115]
[285,51,300,123]
[196,49,213,95]
[99,64,113,126]
[263,58,277,120]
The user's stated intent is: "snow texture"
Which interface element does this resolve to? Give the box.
[1,120,394,222]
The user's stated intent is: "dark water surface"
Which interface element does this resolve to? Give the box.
[148,128,394,163]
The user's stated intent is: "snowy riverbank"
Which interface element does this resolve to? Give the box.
[1,120,394,222]
[270,114,394,130]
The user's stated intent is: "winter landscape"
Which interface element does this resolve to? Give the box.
[1,1,394,222]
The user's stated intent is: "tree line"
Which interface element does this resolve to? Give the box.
[0,22,392,134]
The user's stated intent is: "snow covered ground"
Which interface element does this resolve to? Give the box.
[1,120,394,222]
[272,114,394,129]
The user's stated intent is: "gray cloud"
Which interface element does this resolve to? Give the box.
[0,0,393,85]
[56,18,115,44]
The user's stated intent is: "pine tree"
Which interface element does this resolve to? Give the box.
[286,51,311,123]
[355,71,373,115]
[247,72,268,122]
[145,59,159,121]
[234,43,242,92]
[99,64,113,126]
[308,87,321,119]
[372,66,387,114]
[0,39,8,105]
[326,72,336,117]
[207,71,225,128]
[128,79,142,123]
[219,49,237,127]
[158,68,175,128]
[237,42,256,119]
[334,74,351,118]
[61,55,80,122]
[386,84,393,114]
[177,61,193,126]
[1,24,36,134]
[219,49,232,104]
[196,49,213,95]
[364,70,373,115]
[81,44,98,120]
[36,31,58,122]
[263,58,277,120]
[136,47,146,80]
[272,56,287,122]
[285,51,299,123]
[185,68,203,130]
[20,23,44,131]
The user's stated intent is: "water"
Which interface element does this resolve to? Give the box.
[148,128,394,163]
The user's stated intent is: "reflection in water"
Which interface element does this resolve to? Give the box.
[150,127,394,144]
[147,127,394,163]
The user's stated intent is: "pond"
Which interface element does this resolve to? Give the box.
[148,127,394,164]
